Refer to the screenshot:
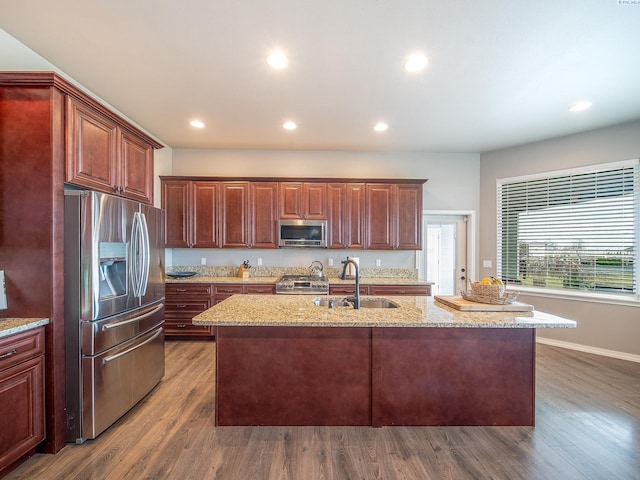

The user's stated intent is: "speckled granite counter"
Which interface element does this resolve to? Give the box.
[0,318,49,338]
[193,295,575,329]
[165,275,431,286]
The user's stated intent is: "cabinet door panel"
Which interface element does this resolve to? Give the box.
[65,97,117,193]
[162,181,190,247]
[327,183,346,248]
[120,131,153,204]
[221,183,249,247]
[347,183,366,249]
[396,184,422,250]
[192,182,220,248]
[365,184,394,249]
[0,356,45,470]
[250,182,278,248]
[304,183,327,219]
[279,182,303,218]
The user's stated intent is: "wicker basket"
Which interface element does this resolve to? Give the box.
[470,282,506,298]
[461,290,519,305]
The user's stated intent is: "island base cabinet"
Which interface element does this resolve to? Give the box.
[373,328,534,426]
[216,327,372,426]
[214,326,535,427]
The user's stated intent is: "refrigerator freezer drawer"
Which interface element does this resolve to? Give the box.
[75,326,165,443]
[81,302,164,356]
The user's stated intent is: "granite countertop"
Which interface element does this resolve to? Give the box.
[0,318,50,338]
[165,275,432,286]
[192,295,576,329]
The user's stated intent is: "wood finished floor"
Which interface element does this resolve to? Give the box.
[6,341,639,480]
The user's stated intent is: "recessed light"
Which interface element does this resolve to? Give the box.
[404,53,428,73]
[190,120,205,128]
[374,122,388,132]
[267,50,289,69]
[283,121,297,130]
[569,101,592,112]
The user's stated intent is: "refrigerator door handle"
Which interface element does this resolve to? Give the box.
[101,327,163,365]
[139,212,150,297]
[101,304,164,331]
[131,212,150,298]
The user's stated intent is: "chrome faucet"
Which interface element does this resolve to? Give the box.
[339,259,360,309]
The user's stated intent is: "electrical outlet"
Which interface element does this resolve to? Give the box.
[483,260,492,268]
[328,258,334,266]
[0,270,7,310]
[201,257,207,266]
[376,259,382,267]
[257,257,263,266]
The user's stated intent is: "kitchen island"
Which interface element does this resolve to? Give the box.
[193,295,575,427]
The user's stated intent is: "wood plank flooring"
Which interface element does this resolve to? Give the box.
[5,341,639,480]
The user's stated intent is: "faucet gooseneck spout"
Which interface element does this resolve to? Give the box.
[339,259,360,309]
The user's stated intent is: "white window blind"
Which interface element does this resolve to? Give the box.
[497,160,639,297]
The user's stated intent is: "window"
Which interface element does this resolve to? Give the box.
[497,159,639,298]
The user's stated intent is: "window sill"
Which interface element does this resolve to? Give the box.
[508,285,640,308]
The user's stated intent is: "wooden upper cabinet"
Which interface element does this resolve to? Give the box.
[365,183,422,250]
[327,183,365,249]
[279,182,327,219]
[346,183,366,249]
[221,182,250,248]
[119,131,154,204]
[66,96,156,204]
[162,180,220,248]
[192,182,221,248]
[162,180,190,247]
[250,182,279,249]
[65,97,118,193]
[395,183,423,250]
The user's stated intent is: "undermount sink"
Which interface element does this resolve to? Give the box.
[312,297,399,309]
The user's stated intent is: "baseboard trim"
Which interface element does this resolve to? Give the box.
[536,336,640,364]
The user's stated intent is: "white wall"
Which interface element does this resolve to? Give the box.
[479,119,640,357]
[168,149,480,270]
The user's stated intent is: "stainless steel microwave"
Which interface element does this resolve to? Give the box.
[278,219,328,248]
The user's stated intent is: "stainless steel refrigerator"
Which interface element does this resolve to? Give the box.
[64,190,165,443]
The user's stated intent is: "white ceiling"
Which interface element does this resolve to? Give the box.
[1,0,639,153]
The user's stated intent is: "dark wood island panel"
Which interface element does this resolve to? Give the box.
[216,326,372,426]
[372,328,534,426]
[214,326,535,427]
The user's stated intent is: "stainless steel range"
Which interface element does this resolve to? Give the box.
[275,275,329,295]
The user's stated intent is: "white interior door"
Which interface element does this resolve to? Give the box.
[420,214,469,296]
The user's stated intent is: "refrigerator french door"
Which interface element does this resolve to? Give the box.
[64,190,166,443]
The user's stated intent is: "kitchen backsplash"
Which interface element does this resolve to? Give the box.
[168,265,418,279]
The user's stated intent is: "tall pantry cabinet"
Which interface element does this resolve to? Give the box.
[0,72,162,460]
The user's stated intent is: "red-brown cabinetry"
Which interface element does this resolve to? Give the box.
[0,328,45,476]
[279,182,327,219]
[65,96,158,204]
[365,183,422,250]
[165,283,215,339]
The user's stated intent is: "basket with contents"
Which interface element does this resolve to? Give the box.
[461,277,519,305]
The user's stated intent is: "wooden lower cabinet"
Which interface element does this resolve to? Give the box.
[165,283,215,339]
[329,284,431,296]
[214,283,275,304]
[0,327,45,477]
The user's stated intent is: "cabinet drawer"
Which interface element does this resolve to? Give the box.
[244,284,275,295]
[166,300,212,312]
[214,284,244,295]
[166,283,213,297]
[0,327,45,372]
[164,320,214,337]
[329,285,370,295]
[368,285,430,296]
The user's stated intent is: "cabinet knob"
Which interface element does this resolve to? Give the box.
[177,324,187,328]
[176,288,187,292]
[177,304,186,308]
